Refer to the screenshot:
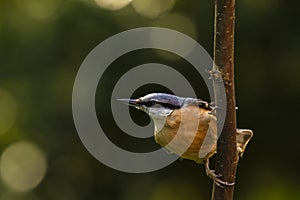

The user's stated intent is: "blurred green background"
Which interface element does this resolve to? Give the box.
[0,0,299,199]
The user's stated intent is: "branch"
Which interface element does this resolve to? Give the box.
[212,0,238,199]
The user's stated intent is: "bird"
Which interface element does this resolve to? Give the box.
[118,93,253,186]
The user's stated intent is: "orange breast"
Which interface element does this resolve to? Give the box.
[154,105,217,163]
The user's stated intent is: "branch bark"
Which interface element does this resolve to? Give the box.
[212,0,238,199]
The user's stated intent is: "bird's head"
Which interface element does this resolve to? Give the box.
[118,93,184,120]
[118,93,211,133]
[118,93,187,133]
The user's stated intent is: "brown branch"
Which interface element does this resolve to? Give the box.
[212,0,238,199]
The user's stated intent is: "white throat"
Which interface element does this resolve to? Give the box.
[147,107,173,133]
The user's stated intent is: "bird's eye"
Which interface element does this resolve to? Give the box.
[145,100,156,107]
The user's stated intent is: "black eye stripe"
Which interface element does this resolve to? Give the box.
[139,100,155,107]
[146,101,156,107]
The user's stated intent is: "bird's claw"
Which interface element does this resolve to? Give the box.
[205,160,235,188]
[206,168,234,187]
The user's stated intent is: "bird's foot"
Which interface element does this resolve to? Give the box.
[205,160,235,188]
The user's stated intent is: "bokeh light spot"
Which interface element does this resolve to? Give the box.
[150,13,198,60]
[0,141,47,192]
[0,89,17,136]
[132,0,176,19]
[15,0,61,20]
[94,0,132,11]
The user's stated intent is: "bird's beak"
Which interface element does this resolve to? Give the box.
[117,98,140,107]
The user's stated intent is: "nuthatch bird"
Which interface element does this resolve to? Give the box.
[118,93,253,186]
